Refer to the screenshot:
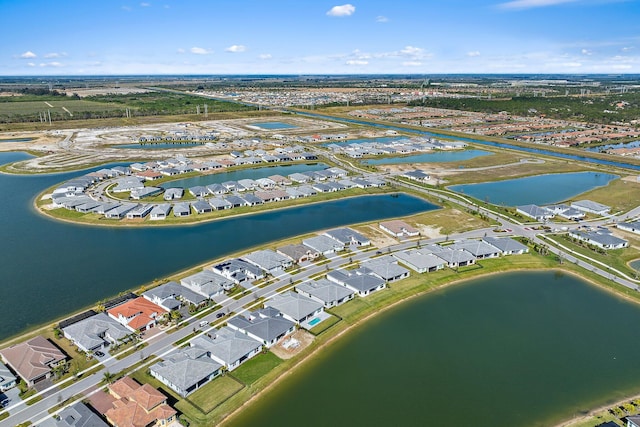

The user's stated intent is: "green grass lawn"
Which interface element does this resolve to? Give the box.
[231,352,283,386]
[308,314,341,335]
[179,375,244,414]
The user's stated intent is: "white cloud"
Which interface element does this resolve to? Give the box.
[39,62,63,67]
[177,48,185,54]
[622,46,634,52]
[346,60,368,65]
[140,2,151,6]
[400,46,423,56]
[403,61,422,66]
[376,15,388,23]
[497,0,577,10]
[122,5,131,11]
[44,52,67,58]
[225,45,247,53]
[258,53,272,60]
[27,63,35,67]
[581,48,593,55]
[20,51,37,59]
[467,51,481,57]
[327,4,355,17]
[559,62,582,67]
[190,47,212,55]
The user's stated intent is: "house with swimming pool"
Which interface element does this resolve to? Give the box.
[264,292,324,326]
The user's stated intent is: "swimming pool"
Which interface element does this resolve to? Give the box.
[308,317,321,326]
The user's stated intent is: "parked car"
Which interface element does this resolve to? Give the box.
[216,313,225,318]
[94,350,105,357]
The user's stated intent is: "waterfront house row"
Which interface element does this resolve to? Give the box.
[393,237,529,274]
[49,161,385,221]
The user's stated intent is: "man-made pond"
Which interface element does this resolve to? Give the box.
[364,149,491,165]
[251,122,298,130]
[228,271,640,427]
[448,171,618,206]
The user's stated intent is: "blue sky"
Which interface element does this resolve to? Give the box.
[1,0,639,75]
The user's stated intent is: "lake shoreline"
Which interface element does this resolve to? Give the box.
[219,266,636,427]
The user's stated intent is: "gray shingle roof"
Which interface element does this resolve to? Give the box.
[265,292,323,322]
[296,279,354,304]
[149,349,221,397]
[62,313,131,352]
[191,327,262,366]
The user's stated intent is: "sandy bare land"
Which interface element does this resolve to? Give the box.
[270,330,314,360]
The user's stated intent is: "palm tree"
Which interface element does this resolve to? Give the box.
[102,371,116,384]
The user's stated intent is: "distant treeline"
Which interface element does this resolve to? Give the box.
[409,93,640,126]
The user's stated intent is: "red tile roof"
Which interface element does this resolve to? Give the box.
[107,297,166,331]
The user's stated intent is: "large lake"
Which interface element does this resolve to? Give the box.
[228,271,640,427]
[0,152,436,341]
[448,171,618,206]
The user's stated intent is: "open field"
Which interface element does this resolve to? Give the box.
[577,178,640,213]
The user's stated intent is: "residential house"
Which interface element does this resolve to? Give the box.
[41,402,109,427]
[617,221,640,235]
[264,292,324,324]
[379,220,420,238]
[149,347,222,397]
[163,188,183,201]
[361,256,411,282]
[516,204,555,221]
[402,170,430,182]
[142,281,207,311]
[191,200,213,214]
[393,250,446,273]
[302,235,344,256]
[107,297,167,332]
[212,259,265,286]
[0,336,67,387]
[324,228,371,247]
[482,236,529,255]
[451,240,501,260]
[426,245,476,268]
[173,202,191,217]
[150,204,172,220]
[0,360,17,391]
[227,308,295,348]
[568,228,628,250]
[296,279,355,308]
[180,270,230,297]
[277,244,320,264]
[571,200,611,216]
[190,327,262,371]
[62,313,132,354]
[242,250,293,274]
[326,269,386,297]
[103,376,176,427]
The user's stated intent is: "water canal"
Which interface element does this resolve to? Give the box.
[448,171,618,206]
[228,271,640,427]
[0,152,435,340]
